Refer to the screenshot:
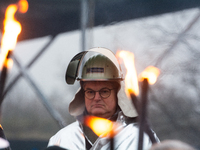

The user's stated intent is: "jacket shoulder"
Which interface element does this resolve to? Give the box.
[48,121,84,148]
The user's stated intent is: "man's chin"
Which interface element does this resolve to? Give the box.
[90,110,105,118]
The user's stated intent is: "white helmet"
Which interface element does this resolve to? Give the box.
[65,47,137,118]
[81,54,122,81]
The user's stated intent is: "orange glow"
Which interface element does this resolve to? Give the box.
[139,66,160,84]
[5,59,13,69]
[18,0,29,13]
[84,116,114,137]
[116,50,139,97]
[0,0,28,70]
[1,4,21,54]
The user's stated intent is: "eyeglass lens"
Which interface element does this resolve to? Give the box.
[85,88,112,99]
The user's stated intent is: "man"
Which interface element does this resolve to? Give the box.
[47,47,159,150]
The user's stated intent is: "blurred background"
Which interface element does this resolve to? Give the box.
[0,0,200,149]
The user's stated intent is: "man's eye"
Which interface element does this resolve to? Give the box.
[101,89,109,93]
[86,90,94,94]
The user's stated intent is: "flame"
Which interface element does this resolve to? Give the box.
[18,0,29,13]
[116,50,139,96]
[0,0,28,70]
[84,116,114,137]
[139,66,160,84]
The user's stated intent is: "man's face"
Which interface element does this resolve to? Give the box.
[83,81,118,119]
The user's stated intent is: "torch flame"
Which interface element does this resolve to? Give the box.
[84,116,114,137]
[0,0,28,70]
[139,66,160,85]
[18,0,29,13]
[116,50,139,97]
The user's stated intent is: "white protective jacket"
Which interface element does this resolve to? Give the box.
[48,111,159,150]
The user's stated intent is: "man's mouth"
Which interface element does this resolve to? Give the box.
[92,104,104,108]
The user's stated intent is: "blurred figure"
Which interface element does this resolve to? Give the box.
[0,125,10,150]
[0,137,9,150]
[44,146,67,150]
[149,140,196,150]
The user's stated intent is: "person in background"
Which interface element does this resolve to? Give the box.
[0,125,10,150]
[45,146,67,150]
[149,140,196,150]
[47,47,159,150]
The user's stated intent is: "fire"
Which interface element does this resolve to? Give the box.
[84,116,114,137]
[116,50,139,97]
[139,66,160,84]
[18,0,29,13]
[0,0,29,70]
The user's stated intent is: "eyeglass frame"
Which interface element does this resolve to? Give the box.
[83,88,117,100]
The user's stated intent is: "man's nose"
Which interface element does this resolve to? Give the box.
[93,91,101,100]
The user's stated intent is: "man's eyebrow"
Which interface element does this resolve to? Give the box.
[84,88,93,90]
[84,87,110,91]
